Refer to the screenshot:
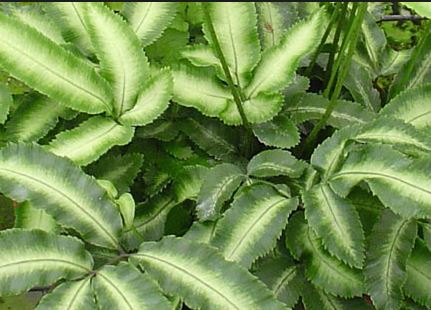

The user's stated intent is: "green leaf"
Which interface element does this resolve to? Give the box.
[180,116,239,161]
[0,143,123,249]
[211,184,298,268]
[348,188,384,236]
[380,48,412,76]
[354,12,386,76]
[92,262,171,310]
[244,10,324,97]
[404,240,431,309]
[286,93,376,128]
[124,2,178,47]
[122,191,178,249]
[14,201,59,233]
[84,3,149,116]
[301,280,372,310]
[381,84,431,129]
[303,184,364,268]
[330,144,431,219]
[0,229,93,295]
[256,2,285,50]
[285,212,364,298]
[254,256,302,307]
[172,64,231,117]
[204,2,260,86]
[47,3,94,54]
[6,96,68,142]
[47,116,134,166]
[364,209,417,310]
[247,149,307,178]
[172,165,210,203]
[312,117,431,178]
[219,92,284,125]
[401,2,431,18]
[184,221,217,244]
[0,13,113,114]
[97,179,117,199]
[145,28,189,65]
[131,236,286,310]
[422,221,431,252]
[196,163,246,220]
[344,61,380,112]
[181,44,221,70]
[390,27,431,99]
[119,68,172,126]
[252,114,300,149]
[36,278,96,310]
[136,118,179,142]
[402,299,430,310]
[12,8,65,45]
[0,83,12,124]
[311,125,361,179]
[85,153,143,194]
[355,117,431,155]
[116,193,135,230]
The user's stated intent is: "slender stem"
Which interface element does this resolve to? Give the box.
[302,3,368,156]
[131,224,145,243]
[201,3,251,129]
[324,2,349,89]
[304,4,340,77]
[323,2,359,98]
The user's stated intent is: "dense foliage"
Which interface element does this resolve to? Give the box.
[0,2,430,309]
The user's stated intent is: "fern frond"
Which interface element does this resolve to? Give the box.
[0,13,113,114]
[211,184,298,268]
[6,96,68,142]
[219,92,284,125]
[253,115,300,149]
[303,184,364,268]
[247,149,307,178]
[84,3,149,116]
[285,212,364,298]
[124,2,178,47]
[204,2,260,86]
[330,144,431,218]
[286,93,376,128]
[364,209,417,310]
[244,9,324,97]
[196,163,246,220]
[131,236,286,310]
[14,201,59,233]
[172,64,231,117]
[404,240,431,309]
[119,68,172,126]
[47,116,134,166]
[0,229,93,295]
[36,278,95,310]
[381,84,431,129]
[0,143,122,248]
[92,262,171,310]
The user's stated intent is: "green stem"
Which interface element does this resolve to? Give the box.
[324,2,349,89]
[131,224,145,243]
[302,3,368,156]
[304,4,340,77]
[323,2,359,98]
[201,3,251,129]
